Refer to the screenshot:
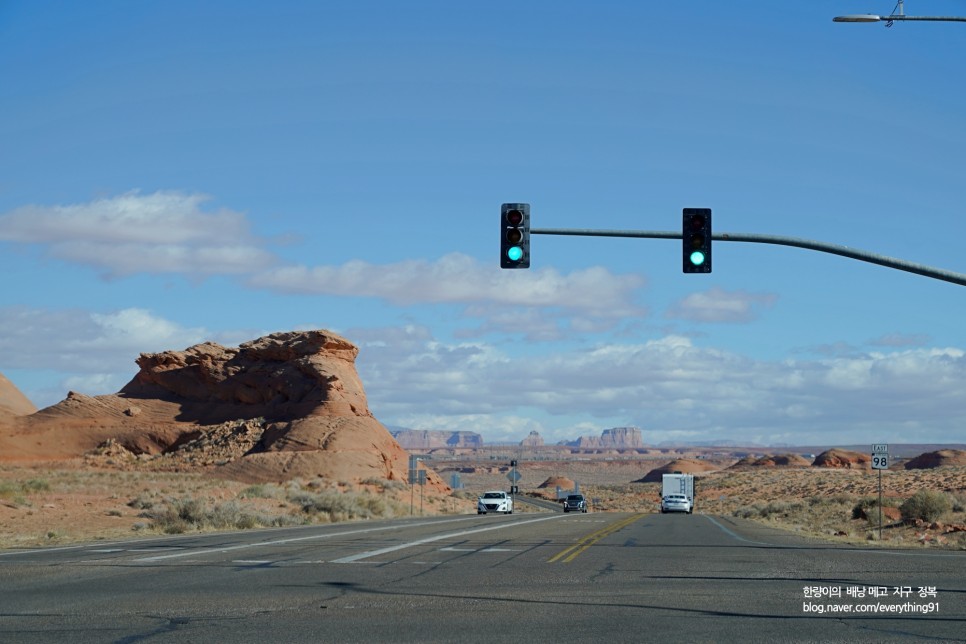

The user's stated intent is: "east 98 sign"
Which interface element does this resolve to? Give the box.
[871,454,889,470]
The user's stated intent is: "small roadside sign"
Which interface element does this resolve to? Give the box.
[871,453,889,470]
[507,470,522,482]
[872,443,888,453]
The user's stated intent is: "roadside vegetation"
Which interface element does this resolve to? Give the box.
[3,461,965,549]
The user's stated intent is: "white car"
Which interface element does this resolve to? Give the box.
[661,494,692,514]
[477,490,513,514]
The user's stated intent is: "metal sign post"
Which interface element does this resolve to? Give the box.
[872,444,889,540]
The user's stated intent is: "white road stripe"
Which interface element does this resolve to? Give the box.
[332,515,565,563]
[132,516,481,563]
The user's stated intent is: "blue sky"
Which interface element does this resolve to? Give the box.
[1,1,964,447]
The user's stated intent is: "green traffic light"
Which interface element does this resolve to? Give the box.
[507,246,524,262]
[689,251,706,266]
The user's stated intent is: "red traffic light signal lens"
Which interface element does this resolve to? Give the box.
[688,214,706,230]
[506,209,524,226]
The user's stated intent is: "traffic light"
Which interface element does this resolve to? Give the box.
[500,203,530,269]
[682,207,712,273]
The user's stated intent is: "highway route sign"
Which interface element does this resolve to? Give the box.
[871,453,889,470]
[507,470,522,482]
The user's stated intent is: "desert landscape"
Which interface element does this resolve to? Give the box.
[2,330,965,550]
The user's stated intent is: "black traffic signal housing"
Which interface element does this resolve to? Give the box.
[682,207,712,273]
[500,203,530,269]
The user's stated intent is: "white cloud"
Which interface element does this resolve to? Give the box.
[0,191,276,277]
[0,306,209,404]
[667,287,777,323]
[357,327,966,445]
[4,308,964,446]
[249,253,646,315]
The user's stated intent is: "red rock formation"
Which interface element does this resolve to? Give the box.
[0,371,36,417]
[0,330,447,489]
[729,453,813,469]
[904,450,966,469]
[636,458,717,483]
[813,449,871,469]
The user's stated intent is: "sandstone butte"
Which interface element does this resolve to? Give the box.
[0,330,447,491]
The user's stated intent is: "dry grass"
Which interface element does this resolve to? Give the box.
[0,462,467,548]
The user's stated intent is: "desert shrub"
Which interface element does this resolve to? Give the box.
[22,478,50,492]
[291,490,365,520]
[0,479,51,506]
[239,483,283,499]
[127,493,156,510]
[759,501,804,518]
[900,490,952,523]
[851,496,900,519]
[288,489,401,522]
[852,497,878,520]
[0,481,19,500]
[361,477,406,491]
[734,501,806,520]
[144,496,277,534]
[949,493,966,513]
[733,505,761,519]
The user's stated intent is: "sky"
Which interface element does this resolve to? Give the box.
[1,1,964,448]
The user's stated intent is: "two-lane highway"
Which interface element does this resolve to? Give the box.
[1,512,963,642]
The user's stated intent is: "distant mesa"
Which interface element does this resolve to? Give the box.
[904,449,966,470]
[0,330,446,489]
[812,449,871,469]
[562,427,645,450]
[391,429,483,450]
[636,458,718,483]
[520,430,544,448]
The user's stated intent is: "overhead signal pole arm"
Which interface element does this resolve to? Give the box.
[531,228,966,287]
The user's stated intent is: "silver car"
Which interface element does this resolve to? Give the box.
[661,494,692,514]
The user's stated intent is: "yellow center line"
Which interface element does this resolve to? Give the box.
[547,513,645,563]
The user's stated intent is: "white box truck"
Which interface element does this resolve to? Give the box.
[661,473,694,514]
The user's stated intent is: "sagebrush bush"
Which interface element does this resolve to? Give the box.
[239,483,283,499]
[900,489,951,523]
[145,496,287,534]
[288,489,392,521]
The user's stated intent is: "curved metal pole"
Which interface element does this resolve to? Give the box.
[531,228,966,287]
[834,15,966,23]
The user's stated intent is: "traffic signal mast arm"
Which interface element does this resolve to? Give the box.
[530,227,966,287]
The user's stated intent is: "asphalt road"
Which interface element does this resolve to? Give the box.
[1,512,963,643]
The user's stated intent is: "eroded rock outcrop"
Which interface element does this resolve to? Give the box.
[636,458,717,483]
[813,449,871,469]
[728,453,813,469]
[904,450,966,470]
[0,371,36,418]
[0,330,446,489]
